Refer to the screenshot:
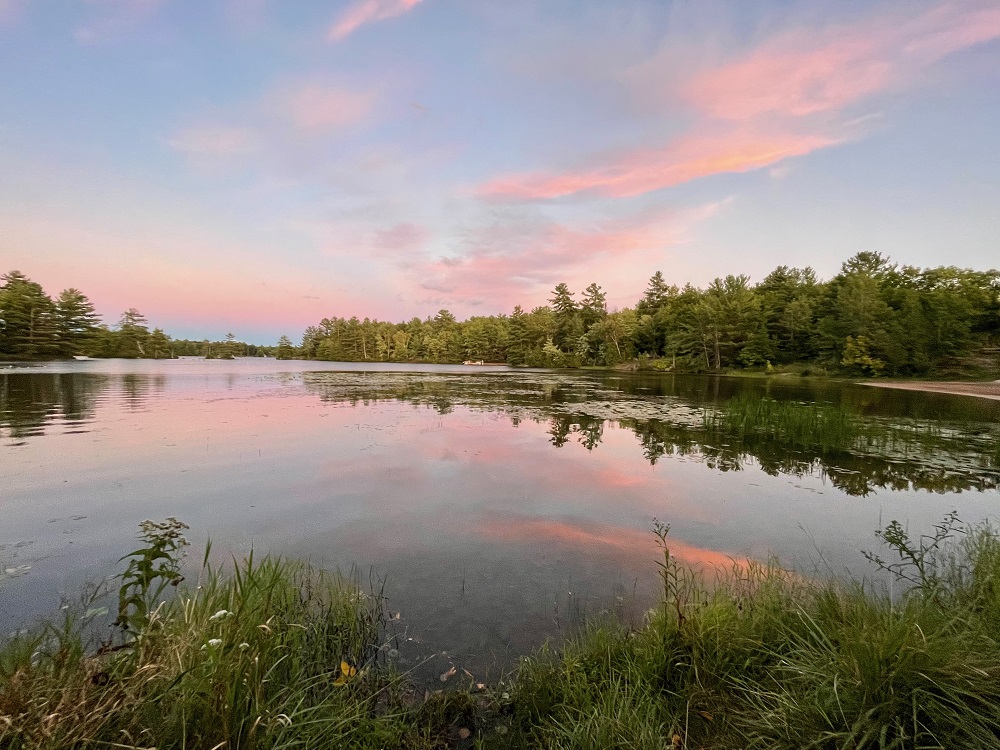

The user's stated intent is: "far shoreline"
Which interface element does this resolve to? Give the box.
[861,380,1000,401]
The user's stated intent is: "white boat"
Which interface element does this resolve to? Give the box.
[72,355,92,361]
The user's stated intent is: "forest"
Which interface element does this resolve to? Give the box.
[299,252,1000,376]
[2,252,999,375]
[0,271,272,361]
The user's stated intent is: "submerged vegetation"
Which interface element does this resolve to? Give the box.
[4,515,1000,749]
[4,368,999,495]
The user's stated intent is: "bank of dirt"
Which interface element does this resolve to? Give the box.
[861,380,1000,401]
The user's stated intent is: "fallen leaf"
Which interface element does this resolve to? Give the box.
[440,665,457,683]
[333,660,357,685]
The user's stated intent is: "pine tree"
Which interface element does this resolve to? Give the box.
[549,283,581,351]
[0,271,59,359]
[54,288,101,357]
[580,282,607,329]
[276,335,295,360]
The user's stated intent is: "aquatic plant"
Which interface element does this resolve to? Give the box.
[5,516,1000,749]
[0,539,408,749]
[502,516,1000,750]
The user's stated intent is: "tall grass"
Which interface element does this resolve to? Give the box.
[5,519,1000,749]
[502,522,1000,750]
[0,556,414,749]
[702,394,945,458]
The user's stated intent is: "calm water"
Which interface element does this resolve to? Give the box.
[2,359,999,681]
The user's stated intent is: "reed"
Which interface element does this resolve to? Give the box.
[0,555,414,749]
[5,517,1000,749]
[501,521,1000,750]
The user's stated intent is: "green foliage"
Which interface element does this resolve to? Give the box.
[505,516,1000,750]
[276,334,296,359]
[83,250,983,372]
[6,250,998,370]
[0,526,409,750]
[115,517,190,635]
[6,516,1000,748]
[841,334,886,375]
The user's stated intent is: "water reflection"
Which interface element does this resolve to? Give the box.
[3,363,1000,681]
[300,372,1000,497]
[0,373,109,442]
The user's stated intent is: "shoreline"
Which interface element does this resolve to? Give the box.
[861,379,1000,400]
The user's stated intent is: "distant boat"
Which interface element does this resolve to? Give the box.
[72,355,92,361]
[462,360,485,366]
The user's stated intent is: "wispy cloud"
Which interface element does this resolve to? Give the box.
[168,124,262,157]
[328,0,425,42]
[478,131,838,201]
[272,82,377,132]
[480,0,1000,205]
[74,0,164,45]
[403,201,727,310]
[681,0,1000,121]
[167,78,379,174]
[372,222,430,254]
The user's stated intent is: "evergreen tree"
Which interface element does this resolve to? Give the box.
[549,283,581,351]
[0,271,59,359]
[506,305,529,366]
[276,335,295,360]
[148,328,171,359]
[116,308,150,358]
[580,282,607,329]
[54,288,100,357]
[638,271,670,315]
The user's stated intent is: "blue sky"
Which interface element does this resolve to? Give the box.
[1,0,998,342]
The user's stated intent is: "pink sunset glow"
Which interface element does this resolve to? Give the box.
[682,0,1000,121]
[408,205,712,310]
[328,0,424,41]
[478,131,841,201]
[478,516,748,571]
[0,0,997,341]
[278,82,377,132]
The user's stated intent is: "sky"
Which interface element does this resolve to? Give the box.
[1,0,998,343]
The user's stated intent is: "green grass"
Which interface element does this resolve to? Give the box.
[4,520,1000,749]
[0,556,429,750]
[502,523,1000,750]
[702,394,946,459]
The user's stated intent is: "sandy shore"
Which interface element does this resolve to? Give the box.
[862,380,1000,401]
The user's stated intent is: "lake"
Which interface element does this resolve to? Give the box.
[2,359,999,682]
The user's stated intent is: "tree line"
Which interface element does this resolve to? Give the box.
[4,253,999,375]
[0,271,268,360]
[299,253,1000,376]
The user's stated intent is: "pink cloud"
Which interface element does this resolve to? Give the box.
[372,222,430,253]
[683,1,1000,121]
[478,130,838,201]
[479,1,999,205]
[167,124,262,157]
[278,83,376,131]
[328,0,425,42]
[405,201,725,310]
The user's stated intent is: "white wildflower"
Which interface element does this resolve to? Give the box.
[209,609,232,622]
[238,642,250,650]
[207,638,223,648]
